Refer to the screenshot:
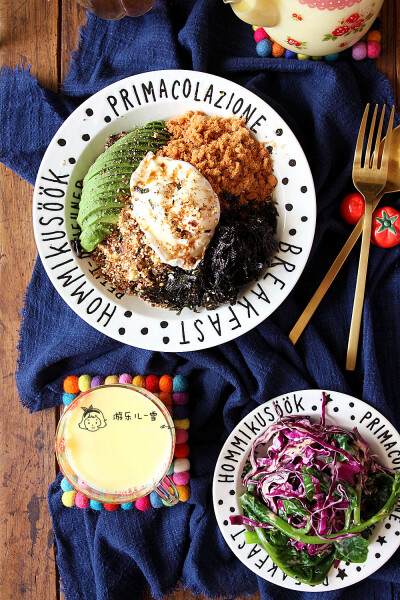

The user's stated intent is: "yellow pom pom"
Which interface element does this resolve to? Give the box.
[173,418,190,430]
[297,53,309,60]
[132,375,146,388]
[366,30,381,42]
[78,374,91,392]
[105,375,119,385]
[62,490,76,507]
[252,25,262,31]
[177,485,190,502]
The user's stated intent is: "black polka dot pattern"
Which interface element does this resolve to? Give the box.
[333,407,339,413]
[82,134,90,142]
[356,566,362,572]
[163,337,170,344]
[301,186,307,193]
[68,157,76,164]
[289,229,296,236]
[218,499,223,505]
[285,203,293,211]
[276,128,283,136]
[124,311,132,318]
[223,520,228,526]
[229,490,235,496]
[351,415,355,420]
[160,321,168,329]
[104,116,111,123]
[230,507,235,513]
[312,405,318,411]
[118,328,125,335]
[301,216,308,222]
[86,108,93,116]
[57,138,66,146]
[141,328,148,335]
[385,523,391,529]
[289,159,296,167]
[282,177,289,185]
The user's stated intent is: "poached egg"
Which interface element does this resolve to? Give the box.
[129,152,220,271]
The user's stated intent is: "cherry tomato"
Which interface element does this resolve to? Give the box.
[371,206,400,248]
[340,192,365,225]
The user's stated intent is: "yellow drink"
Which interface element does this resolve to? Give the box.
[58,385,174,499]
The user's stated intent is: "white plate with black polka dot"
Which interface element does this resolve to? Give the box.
[33,70,316,351]
[213,389,400,591]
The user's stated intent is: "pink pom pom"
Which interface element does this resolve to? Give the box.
[75,492,90,509]
[172,471,191,486]
[254,28,269,43]
[119,373,132,384]
[173,391,189,405]
[135,496,151,511]
[352,41,367,60]
[175,429,189,444]
[367,40,381,59]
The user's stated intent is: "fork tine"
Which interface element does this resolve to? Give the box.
[364,104,378,168]
[378,105,395,174]
[371,105,386,169]
[353,104,369,170]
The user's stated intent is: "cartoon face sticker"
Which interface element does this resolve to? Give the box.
[79,405,107,432]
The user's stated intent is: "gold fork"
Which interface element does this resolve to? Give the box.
[346,104,395,371]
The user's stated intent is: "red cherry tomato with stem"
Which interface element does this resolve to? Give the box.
[371,206,400,248]
[340,192,365,225]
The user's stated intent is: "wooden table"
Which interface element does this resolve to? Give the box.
[0,2,399,599]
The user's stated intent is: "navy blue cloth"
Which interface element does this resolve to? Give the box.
[1,1,400,598]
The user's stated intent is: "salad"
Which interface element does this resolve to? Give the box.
[230,394,400,585]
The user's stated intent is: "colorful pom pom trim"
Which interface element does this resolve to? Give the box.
[60,372,191,512]
[253,17,381,62]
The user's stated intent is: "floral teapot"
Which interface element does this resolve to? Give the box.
[225,0,384,56]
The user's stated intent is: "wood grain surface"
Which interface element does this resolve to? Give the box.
[0,1,398,599]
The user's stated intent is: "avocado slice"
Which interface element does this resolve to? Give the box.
[77,120,170,250]
[80,209,121,230]
[80,223,116,252]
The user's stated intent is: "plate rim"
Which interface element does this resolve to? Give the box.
[212,388,400,591]
[33,69,317,351]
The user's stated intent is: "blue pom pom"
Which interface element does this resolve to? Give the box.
[150,491,163,508]
[325,53,339,62]
[284,49,297,59]
[90,499,103,511]
[167,463,174,476]
[256,39,272,57]
[173,405,189,420]
[173,375,188,393]
[61,477,74,492]
[121,502,134,510]
[62,392,76,406]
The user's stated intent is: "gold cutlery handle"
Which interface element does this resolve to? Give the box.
[289,194,382,346]
[345,196,375,371]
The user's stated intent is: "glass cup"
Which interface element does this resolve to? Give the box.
[56,384,179,505]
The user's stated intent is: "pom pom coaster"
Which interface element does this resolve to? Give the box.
[60,372,191,512]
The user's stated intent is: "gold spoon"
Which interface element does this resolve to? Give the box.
[289,125,400,345]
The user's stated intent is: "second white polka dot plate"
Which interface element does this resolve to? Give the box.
[213,390,400,591]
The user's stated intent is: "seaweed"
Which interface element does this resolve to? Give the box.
[141,202,278,312]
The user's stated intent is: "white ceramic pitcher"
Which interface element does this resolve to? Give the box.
[225,0,384,56]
